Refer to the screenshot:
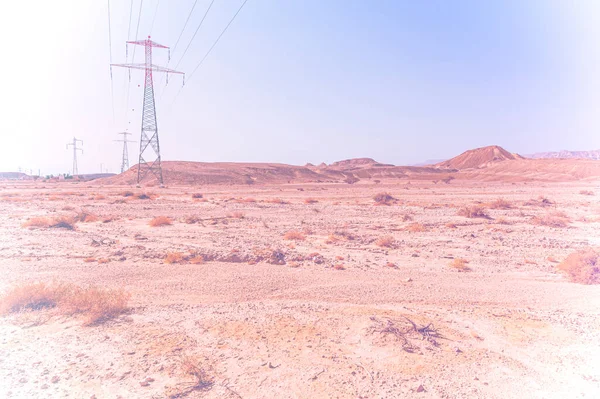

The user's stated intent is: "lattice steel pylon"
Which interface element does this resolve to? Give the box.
[114,132,136,173]
[66,137,83,176]
[111,36,184,184]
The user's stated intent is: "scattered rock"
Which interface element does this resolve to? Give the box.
[416,384,425,393]
[139,381,150,387]
[51,376,60,383]
[405,277,413,282]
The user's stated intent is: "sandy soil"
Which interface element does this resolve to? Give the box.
[0,180,599,398]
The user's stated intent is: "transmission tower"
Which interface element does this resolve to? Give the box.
[112,36,184,185]
[66,137,83,176]
[114,131,136,173]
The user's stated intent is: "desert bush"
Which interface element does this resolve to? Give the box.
[97,258,110,264]
[121,191,134,197]
[180,355,214,392]
[228,211,245,219]
[191,193,203,199]
[524,196,554,207]
[304,198,318,204]
[406,223,427,232]
[238,197,256,203]
[189,255,204,264]
[84,257,96,263]
[557,249,599,284]
[284,231,306,241]
[22,215,77,230]
[0,282,129,325]
[267,198,289,204]
[496,217,510,225]
[490,198,513,209]
[165,252,187,264]
[325,234,339,244]
[373,192,396,206]
[77,212,99,223]
[457,205,489,219]
[136,193,152,200]
[580,190,594,196]
[445,222,457,229]
[401,214,414,222]
[376,236,396,248]
[344,176,359,184]
[450,258,471,272]
[149,216,172,227]
[334,264,345,270]
[531,211,570,228]
[184,216,200,224]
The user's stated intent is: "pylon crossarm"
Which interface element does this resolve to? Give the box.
[126,39,168,49]
[111,63,184,75]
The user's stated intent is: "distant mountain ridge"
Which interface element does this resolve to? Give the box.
[525,150,600,160]
[436,145,523,170]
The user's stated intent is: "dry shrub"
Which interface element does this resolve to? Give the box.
[580,190,594,196]
[304,198,318,204]
[149,216,172,227]
[376,236,396,248]
[325,234,339,244]
[98,258,110,264]
[490,198,513,209]
[62,206,75,211]
[228,211,245,219]
[531,211,570,228]
[267,198,289,204]
[284,230,306,241]
[496,217,510,225]
[524,196,554,207]
[189,255,204,264]
[191,193,203,199]
[406,223,427,232]
[77,212,99,223]
[0,282,130,325]
[22,216,77,230]
[179,355,214,392]
[373,192,396,206]
[92,195,106,200]
[165,252,187,264]
[184,216,200,224]
[524,259,537,265]
[334,264,345,270]
[121,191,134,197]
[136,193,152,200]
[557,249,599,284]
[22,217,51,228]
[445,222,457,229]
[401,214,414,222]
[450,258,471,272]
[386,262,397,268]
[457,205,489,219]
[84,257,96,263]
[238,197,256,203]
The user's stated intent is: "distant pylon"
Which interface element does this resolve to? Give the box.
[66,137,83,176]
[111,36,185,185]
[114,132,136,173]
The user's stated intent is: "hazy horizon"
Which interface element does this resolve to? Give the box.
[2,0,600,175]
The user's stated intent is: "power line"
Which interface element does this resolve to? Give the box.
[149,0,160,35]
[172,0,200,57]
[124,0,145,126]
[188,0,248,83]
[107,0,115,125]
[168,0,249,108]
[174,0,216,70]
[126,0,134,59]
[157,0,215,103]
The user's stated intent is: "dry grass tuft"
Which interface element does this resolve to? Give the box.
[450,258,471,272]
[376,236,396,248]
[580,190,594,196]
[406,223,427,232]
[178,355,214,393]
[0,282,130,325]
[489,198,513,209]
[84,257,96,263]
[334,264,346,270]
[165,252,187,264]
[267,198,289,204]
[325,234,339,244]
[22,215,77,230]
[121,191,134,197]
[191,193,203,199]
[457,205,489,219]
[531,211,570,228]
[496,217,510,225]
[189,255,204,264]
[149,216,173,227]
[97,258,110,264]
[77,212,99,223]
[284,230,306,241]
[136,193,152,200]
[228,211,245,219]
[304,198,318,204]
[557,249,599,284]
[445,222,457,229]
[373,192,396,206]
[524,196,554,207]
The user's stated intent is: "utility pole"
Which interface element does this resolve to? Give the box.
[114,131,136,173]
[66,137,83,176]
[111,36,184,185]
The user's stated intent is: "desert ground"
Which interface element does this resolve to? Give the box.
[1,178,599,398]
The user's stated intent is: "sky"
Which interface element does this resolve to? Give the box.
[1,0,599,175]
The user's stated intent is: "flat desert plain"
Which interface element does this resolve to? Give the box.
[0,180,599,398]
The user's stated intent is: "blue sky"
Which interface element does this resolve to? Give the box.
[1,0,599,174]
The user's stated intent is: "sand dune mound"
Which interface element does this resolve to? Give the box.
[437,145,520,170]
